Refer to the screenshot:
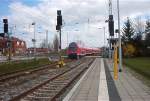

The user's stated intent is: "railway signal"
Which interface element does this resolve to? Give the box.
[2,19,11,61]
[108,15,114,36]
[56,10,65,67]
[0,33,5,37]
[3,19,8,33]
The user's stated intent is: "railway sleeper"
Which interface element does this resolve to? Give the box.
[38,89,58,92]
[51,81,69,85]
[46,82,67,86]
[42,86,60,89]
[32,92,56,97]
[42,87,62,91]
[23,95,52,101]
[36,90,57,95]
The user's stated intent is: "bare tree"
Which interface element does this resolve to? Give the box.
[48,42,54,51]
[145,19,150,47]
[40,39,47,48]
[53,34,59,52]
[134,16,145,36]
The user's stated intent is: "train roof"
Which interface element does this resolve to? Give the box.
[68,42,100,50]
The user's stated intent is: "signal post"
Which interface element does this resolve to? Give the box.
[3,19,12,61]
[56,10,65,67]
[113,43,118,80]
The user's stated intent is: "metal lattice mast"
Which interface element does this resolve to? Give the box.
[108,0,113,59]
[109,0,112,15]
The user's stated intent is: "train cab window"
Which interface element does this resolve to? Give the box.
[68,42,77,51]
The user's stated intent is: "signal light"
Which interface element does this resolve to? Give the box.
[109,20,114,36]
[4,23,8,33]
[56,25,61,30]
[57,10,62,27]
[108,15,114,36]
[3,19,8,33]
[57,16,62,26]
[0,33,5,37]
[3,19,8,23]
[57,10,61,16]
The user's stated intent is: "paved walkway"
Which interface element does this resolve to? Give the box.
[63,58,150,101]
[106,59,150,101]
[63,58,109,101]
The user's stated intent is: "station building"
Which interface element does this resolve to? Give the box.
[0,36,27,56]
[27,48,49,54]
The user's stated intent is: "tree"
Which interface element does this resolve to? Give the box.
[48,42,53,51]
[134,16,145,36]
[39,39,47,48]
[122,18,135,43]
[145,19,150,47]
[39,39,54,51]
[131,17,145,56]
[122,43,136,57]
[53,34,59,52]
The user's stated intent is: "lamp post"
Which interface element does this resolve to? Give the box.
[46,30,49,53]
[98,27,106,46]
[98,27,106,57]
[32,22,36,59]
[117,0,122,72]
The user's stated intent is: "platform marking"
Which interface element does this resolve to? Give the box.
[98,58,109,101]
[63,59,96,101]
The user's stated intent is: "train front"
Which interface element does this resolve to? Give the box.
[67,42,78,59]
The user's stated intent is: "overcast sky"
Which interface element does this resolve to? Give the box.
[0,0,150,48]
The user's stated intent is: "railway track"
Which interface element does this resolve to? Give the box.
[8,58,94,101]
[0,58,90,101]
[0,59,71,82]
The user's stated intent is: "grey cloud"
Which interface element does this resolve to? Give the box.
[5,0,150,48]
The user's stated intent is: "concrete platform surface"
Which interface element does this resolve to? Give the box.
[63,58,109,101]
[106,59,150,101]
[63,58,150,101]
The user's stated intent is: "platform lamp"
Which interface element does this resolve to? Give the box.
[98,27,106,58]
[32,22,36,59]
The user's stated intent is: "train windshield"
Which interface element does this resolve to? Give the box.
[68,42,77,51]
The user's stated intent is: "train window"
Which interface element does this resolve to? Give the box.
[69,47,77,51]
[69,43,77,47]
[68,42,77,51]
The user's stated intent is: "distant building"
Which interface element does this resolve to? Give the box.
[27,48,49,54]
[0,36,27,55]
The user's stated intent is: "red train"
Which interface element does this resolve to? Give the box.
[67,42,100,59]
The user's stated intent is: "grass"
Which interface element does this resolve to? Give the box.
[0,58,51,75]
[123,57,150,80]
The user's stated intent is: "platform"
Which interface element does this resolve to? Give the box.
[63,58,150,101]
[106,59,150,101]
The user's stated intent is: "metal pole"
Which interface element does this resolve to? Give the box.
[8,27,12,61]
[109,36,111,59]
[67,32,68,47]
[59,28,61,50]
[103,27,105,58]
[103,27,105,47]
[33,23,36,59]
[46,30,48,53]
[117,0,122,72]
[109,0,112,15]
[8,33,11,61]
